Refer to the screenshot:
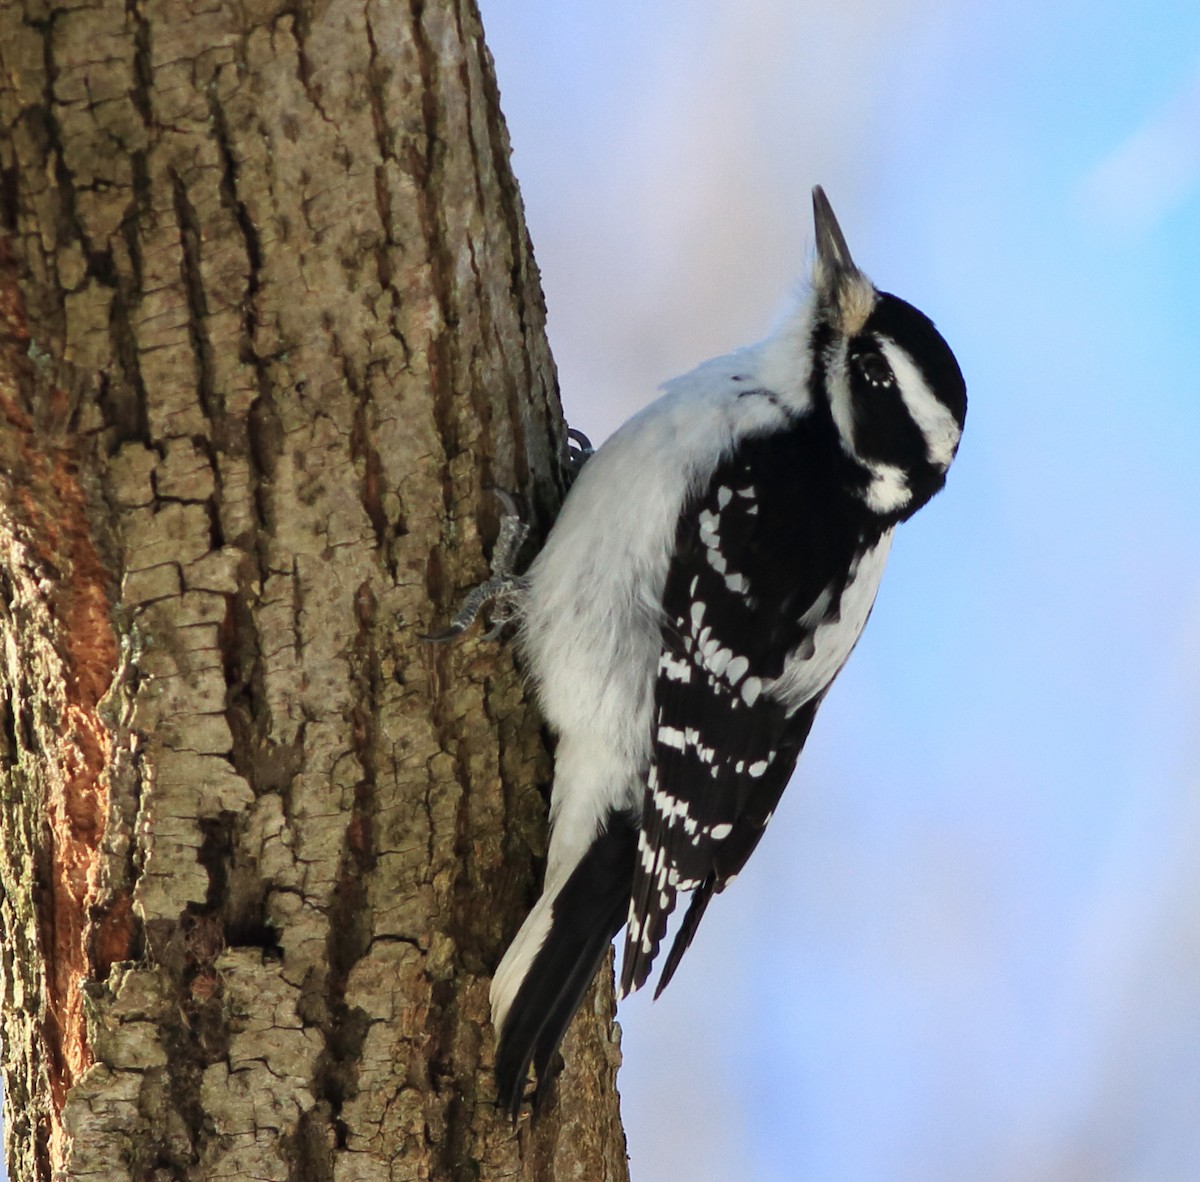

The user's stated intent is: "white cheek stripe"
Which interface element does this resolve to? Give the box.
[879,337,961,470]
[864,463,910,514]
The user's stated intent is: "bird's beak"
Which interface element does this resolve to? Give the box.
[811,186,874,335]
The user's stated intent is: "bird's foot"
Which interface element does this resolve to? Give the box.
[425,489,529,642]
[566,427,594,483]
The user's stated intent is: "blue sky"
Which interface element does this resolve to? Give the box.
[481,2,1200,1179]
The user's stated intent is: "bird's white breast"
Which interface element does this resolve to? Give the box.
[519,350,791,775]
[766,530,894,713]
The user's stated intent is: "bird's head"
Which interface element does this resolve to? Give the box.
[810,186,967,520]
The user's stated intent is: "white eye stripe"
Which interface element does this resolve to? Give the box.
[823,341,857,459]
[823,333,961,489]
[878,337,961,470]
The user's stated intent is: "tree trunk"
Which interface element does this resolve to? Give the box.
[0,2,630,1179]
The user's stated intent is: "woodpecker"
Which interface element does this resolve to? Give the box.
[486,187,966,1116]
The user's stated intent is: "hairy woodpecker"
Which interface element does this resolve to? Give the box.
[488,187,967,1117]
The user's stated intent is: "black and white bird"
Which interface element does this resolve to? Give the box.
[489,187,967,1116]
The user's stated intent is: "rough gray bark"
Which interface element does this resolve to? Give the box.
[0,1,631,1179]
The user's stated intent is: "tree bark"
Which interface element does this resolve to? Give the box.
[0,2,630,1179]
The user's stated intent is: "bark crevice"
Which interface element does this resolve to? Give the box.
[0,1,629,1178]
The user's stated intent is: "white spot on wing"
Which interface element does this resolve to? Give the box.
[724,572,750,595]
[704,642,731,676]
[639,840,656,872]
[658,725,686,751]
[659,651,693,683]
[725,655,749,684]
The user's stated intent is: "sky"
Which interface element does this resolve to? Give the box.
[480,2,1200,1180]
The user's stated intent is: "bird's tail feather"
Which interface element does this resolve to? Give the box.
[491,811,636,1118]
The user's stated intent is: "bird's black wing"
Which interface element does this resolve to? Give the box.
[620,417,874,997]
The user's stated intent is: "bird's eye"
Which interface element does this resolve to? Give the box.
[853,351,893,388]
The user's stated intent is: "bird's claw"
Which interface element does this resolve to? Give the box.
[566,428,594,480]
[424,489,530,642]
